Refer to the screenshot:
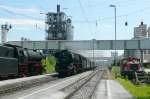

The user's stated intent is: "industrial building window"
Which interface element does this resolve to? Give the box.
[53,33,57,38]
[47,15,52,23]
[49,25,52,28]
[54,14,57,22]
[54,18,56,22]
[59,14,61,21]
[49,17,52,22]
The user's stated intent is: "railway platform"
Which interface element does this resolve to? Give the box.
[93,80,134,99]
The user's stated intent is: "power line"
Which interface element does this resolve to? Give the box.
[78,0,93,34]
[72,5,150,24]
[99,5,150,21]
[0,6,42,20]
[0,2,150,26]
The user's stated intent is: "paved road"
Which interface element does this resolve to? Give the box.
[94,80,134,99]
[0,71,92,99]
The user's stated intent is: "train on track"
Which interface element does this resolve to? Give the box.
[55,50,96,77]
[120,57,142,80]
[0,44,95,79]
[120,57,150,83]
[0,44,44,79]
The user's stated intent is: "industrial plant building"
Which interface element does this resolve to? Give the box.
[124,22,150,62]
[45,5,74,40]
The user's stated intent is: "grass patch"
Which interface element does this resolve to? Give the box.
[117,78,150,99]
[112,66,150,99]
[111,66,121,79]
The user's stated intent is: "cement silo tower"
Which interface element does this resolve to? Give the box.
[45,5,74,40]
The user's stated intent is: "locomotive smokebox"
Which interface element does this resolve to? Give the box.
[57,4,60,12]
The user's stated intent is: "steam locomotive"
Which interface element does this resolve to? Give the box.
[0,44,44,79]
[55,50,95,77]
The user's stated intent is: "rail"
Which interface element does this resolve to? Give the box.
[63,69,103,99]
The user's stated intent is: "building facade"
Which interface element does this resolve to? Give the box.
[124,22,150,62]
[134,22,147,38]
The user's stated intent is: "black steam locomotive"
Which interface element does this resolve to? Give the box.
[0,44,43,79]
[55,50,95,76]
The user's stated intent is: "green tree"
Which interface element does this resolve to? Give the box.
[41,55,56,73]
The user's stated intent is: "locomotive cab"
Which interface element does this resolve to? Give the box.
[0,45,18,78]
[4,44,28,77]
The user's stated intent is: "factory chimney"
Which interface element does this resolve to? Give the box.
[57,5,60,12]
[141,21,144,25]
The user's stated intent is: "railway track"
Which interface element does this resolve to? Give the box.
[0,71,94,99]
[63,69,103,99]
[0,69,103,99]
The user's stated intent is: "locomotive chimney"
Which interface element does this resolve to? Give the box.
[57,4,60,12]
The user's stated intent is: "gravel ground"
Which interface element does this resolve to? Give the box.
[67,70,103,99]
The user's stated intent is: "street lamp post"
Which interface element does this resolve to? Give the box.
[110,4,117,66]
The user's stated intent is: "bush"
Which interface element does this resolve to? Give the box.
[41,55,56,73]
[146,64,150,69]
[111,66,121,79]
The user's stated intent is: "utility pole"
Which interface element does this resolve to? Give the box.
[140,49,144,66]
[1,23,12,44]
[93,39,95,67]
[110,4,117,66]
